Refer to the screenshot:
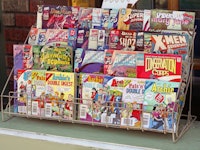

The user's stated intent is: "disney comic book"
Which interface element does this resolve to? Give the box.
[104,50,137,77]
[142,80,180,132]
[45,71,75,120]
[136,53,182,82]
[31,70,46,116]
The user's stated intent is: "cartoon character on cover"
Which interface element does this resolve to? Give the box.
[91,87,98,103]
[114,93,122,115]
[64,94,73,119]
[151,104,164,129]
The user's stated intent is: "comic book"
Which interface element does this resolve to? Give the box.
[136,32,144,51]
[79,73,106,122]
[13,45,24,113]
[74,49,104,74]
[45,29,68,46]
[88,29,99,50]
[23,45,33,69]
[143,32,190,60]
[92,8,102,29]
[45,71,75,120]
[109,29,137,50]
[76,28,90,49]
[104,50,137,77]
[136,53,182,82]
[42,5,79,29]
[36,29,47,46]
[118,9,144,31]
[97,29,106,50]
[149,9,195,31]
[101,8,119,30]
[142,9,151,31]
[68,28,78,50]
[39,45,73,72]
[78,7,93,29]
[28,27,39,45]
[17,69,32,115]
[31,70,46,116]
[142,80,180,132]
[120,78,146,128]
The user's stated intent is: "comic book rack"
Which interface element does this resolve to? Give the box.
[0,9,197,143]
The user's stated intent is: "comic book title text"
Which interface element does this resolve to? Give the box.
[145,57,176,76]
[111,79,131,87]
[120,31,136,48]
[151,83,175,93]
[113,54,136,67]
[151,35,188,51]
[85,75,104,84]
[126,82,145,94]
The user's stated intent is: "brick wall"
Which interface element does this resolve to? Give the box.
[1,0,69,90]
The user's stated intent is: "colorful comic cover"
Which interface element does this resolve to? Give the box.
[79,73,106,122]
[76,28,90,49]
[120,78,146,128]
[39,45,73,72]
[92,8,102,29]
[45,71,75,120]
[78,8,93,29]
[143,32,190,60]
[13,45,24,113]
[28,27,39,45]
[109,29,137,50]
[88,29,99,50]
[97,29,106,50]
[31,70,46,116]
[136,53,182,82]
[42,5,79,29]
[36,29,47,46]
[32,45,43,69]
[142,80,180,132]
[142,9,151,31]
[45,29,68,46]
[74,49,104,74]
[149,9,195,31]
[136,32,144,51]
[68,28,78,50]
[101,8,119,30]
[118,9,144,31]
[104,50,137,77]
[23,45,33,69]
[17,69,32,114]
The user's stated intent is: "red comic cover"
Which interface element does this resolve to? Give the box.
[136,53,182,82]
[109,29,137,50]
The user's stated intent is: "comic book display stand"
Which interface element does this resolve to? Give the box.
[0,6,197,143]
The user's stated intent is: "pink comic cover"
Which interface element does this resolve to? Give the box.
[42,5,79,29]
[136,53,182,82]
[23,45,33,70]
[78,8,93,29]
[109,29,137,50]
[104,50,137,77]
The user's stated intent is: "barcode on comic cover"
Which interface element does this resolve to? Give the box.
[27,101,32,115]
[101,113,107,123]
[142,113,150,128]
[45,103,52,117]
[18,106,22,113]
[32,101,38,116]
[121,118,133,126]
[79,105,87,119]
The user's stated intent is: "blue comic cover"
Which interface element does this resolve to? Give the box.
[142,80,180,132]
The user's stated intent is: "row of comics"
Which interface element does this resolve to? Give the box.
[10,5,195,135]
[16,70,180,133]
[36,5,195,32]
